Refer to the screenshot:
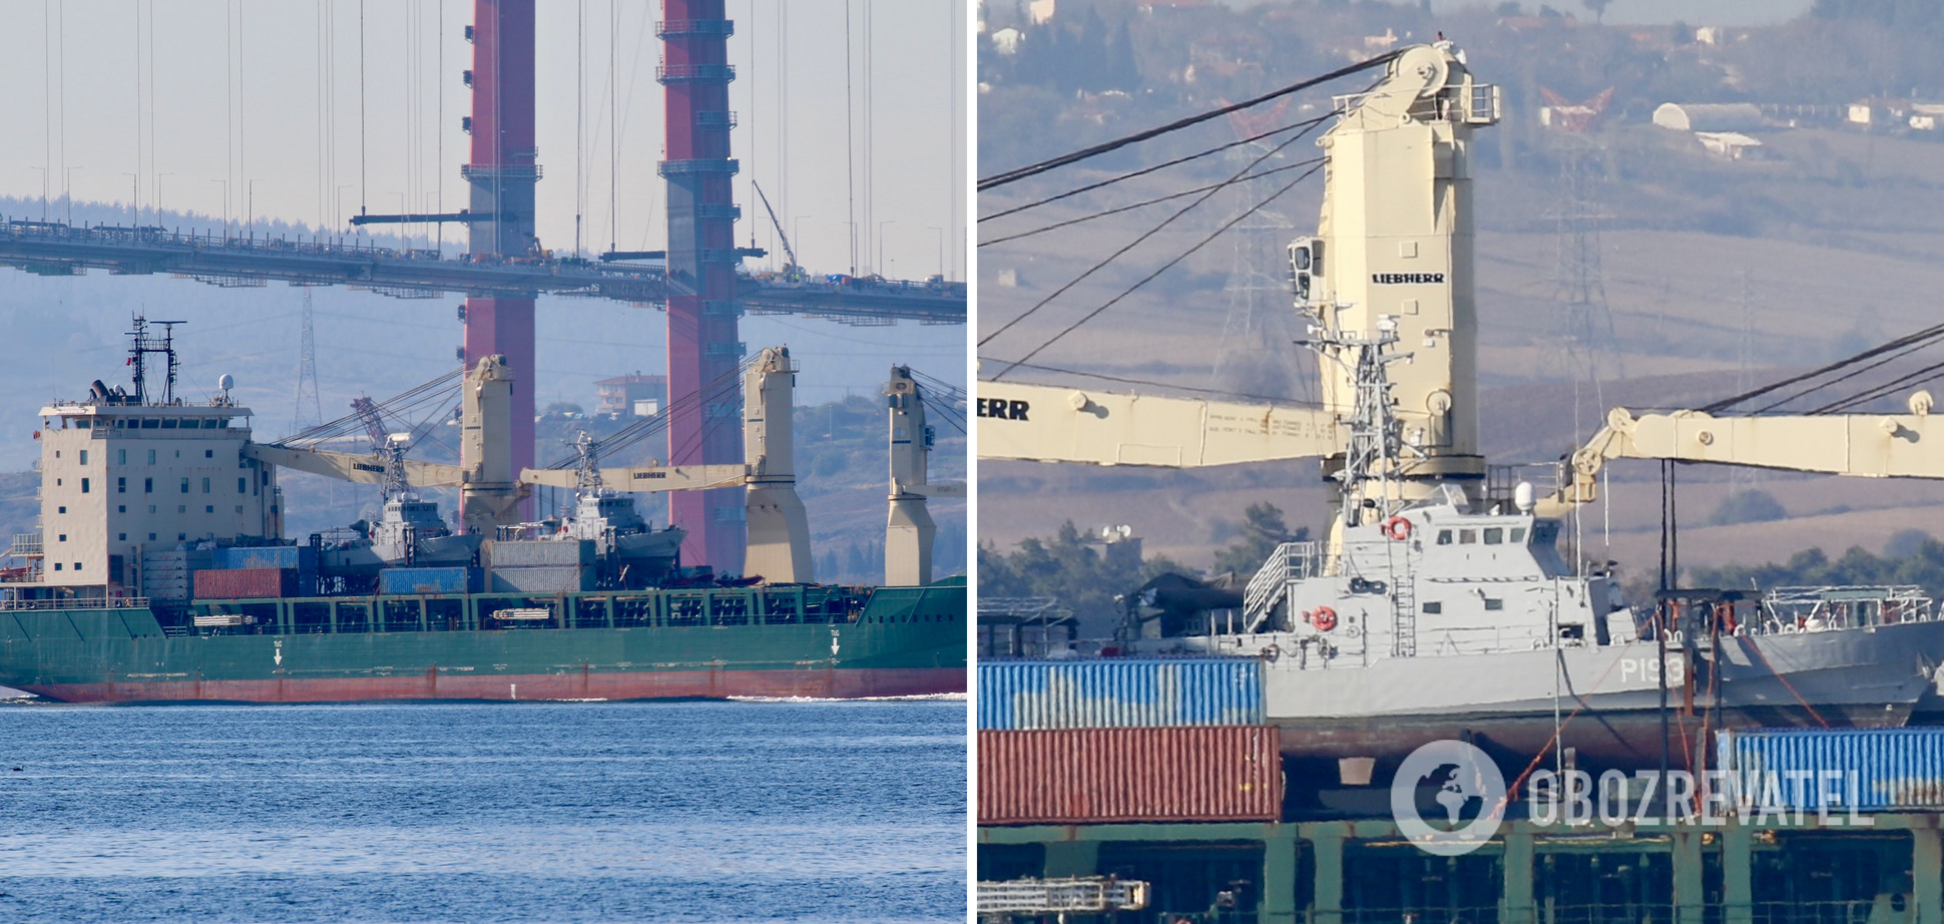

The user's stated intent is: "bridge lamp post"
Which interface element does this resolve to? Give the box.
[248,179,268,240]
[878,220,896,278]
[155,173,175,226]
[210,179,228,240]
[926,226,943,280]
[121,173,139,226]
[29,167,46,221]
[66,167,83,225]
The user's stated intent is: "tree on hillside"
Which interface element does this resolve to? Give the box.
[1581,0,1611,23]
[979,522,1195,630]
[1707,489,1787,527]
[1813,0,1944,34]
[1212,503,1309,576]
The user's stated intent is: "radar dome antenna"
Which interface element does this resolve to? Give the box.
[218,374,235,406]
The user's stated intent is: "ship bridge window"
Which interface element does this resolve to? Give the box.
[1484,597,1504,611]
[1436,530,1453,545]
[140,419,158,429]
[1423,601,1443,614]
[1484,527,1503,545]
[75,418,90,429]
[202,419,220,429]
[1459,529,1477,544]
[160,419,178,429]
[1511,527,1527,543]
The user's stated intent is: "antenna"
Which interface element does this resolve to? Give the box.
[126,315,187,405]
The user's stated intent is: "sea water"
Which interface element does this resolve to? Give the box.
[0,699,966,923]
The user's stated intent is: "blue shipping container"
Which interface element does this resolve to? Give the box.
[214,545,317,573]
[978,658,1263,730]
[1716,728,1944,813]
[378,567,483,595]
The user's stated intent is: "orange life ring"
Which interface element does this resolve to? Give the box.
[1384,516,1412,541]
[1311,606,1338,632]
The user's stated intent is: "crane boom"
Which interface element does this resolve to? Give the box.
[750,181,800,277]
[242,443,466,488]
[976,380,1339,467]
[518,463,749,492]
[1550,397,1944,513]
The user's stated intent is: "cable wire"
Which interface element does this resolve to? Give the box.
[988,161,1322,381]
[976,50,1397,191]
[981,156,1323,249]
[979,112,1331,352]
[979,114,1330,224]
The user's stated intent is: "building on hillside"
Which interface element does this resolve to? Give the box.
[1652,102,1764,132]
[991,26,1024,55]
[594,374,668,419]
[1695,131,1763,160]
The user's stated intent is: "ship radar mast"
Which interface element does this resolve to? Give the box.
[127,315,186,406]
[1304,318,1423,529]
[570,430,605,493]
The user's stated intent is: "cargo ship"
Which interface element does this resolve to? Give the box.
[975,41,1944,772]
[0,324,965,703]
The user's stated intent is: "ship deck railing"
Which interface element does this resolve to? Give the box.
[163,583,957,638]
[0,595,148,611]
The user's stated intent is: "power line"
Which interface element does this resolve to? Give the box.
[974,358,1324,407]
[980,157,1322,249]
[979,115,1329,350]
[988,162,1322,382]
[979,114,1329,224]
[977,50,1397,191]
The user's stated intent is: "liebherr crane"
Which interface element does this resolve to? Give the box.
[247,348,815,582]
[980,41,1501,535]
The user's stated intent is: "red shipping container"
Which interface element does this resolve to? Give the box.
[978,726,1283,826]
[193,567,298,600]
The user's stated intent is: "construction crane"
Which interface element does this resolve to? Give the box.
[978,41,1500,519]
[750,181,803,282]
[1542,392,1944,515]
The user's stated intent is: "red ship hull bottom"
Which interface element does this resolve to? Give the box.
[21,667,966,705]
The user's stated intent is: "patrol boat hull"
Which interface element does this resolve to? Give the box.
[0,580,966,704]
[1237,618,1944,768]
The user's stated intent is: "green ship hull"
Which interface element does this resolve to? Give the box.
[0,578,965,703]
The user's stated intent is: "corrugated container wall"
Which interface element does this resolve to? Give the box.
[1717,728,1944,812]
[486,539,595,568]
[378,566,483,595]
[489,565,595,594]
[212,545,317,572]
[978,726,1283,825]
[141,549,213,601]
[978,658,1263,730]
[194,567,300,600]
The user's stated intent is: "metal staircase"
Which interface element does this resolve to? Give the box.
[1243,540,1321,631]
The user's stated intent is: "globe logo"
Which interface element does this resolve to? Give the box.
[1389,740,1507,856]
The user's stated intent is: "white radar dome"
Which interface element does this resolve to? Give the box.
[218,374,235,392]
[1514,481,1535,514]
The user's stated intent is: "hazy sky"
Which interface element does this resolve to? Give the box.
[0,0,967,281]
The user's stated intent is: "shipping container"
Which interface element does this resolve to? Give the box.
[1716,728,1944,813]
[194,567,302,600]
[212,545,317,572]
[378,566,483,595]
[485,539,594,568]
[489,564,595,594]
[140,549,213,601]
[978,658,1263,730]
[978,726,1283,825]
